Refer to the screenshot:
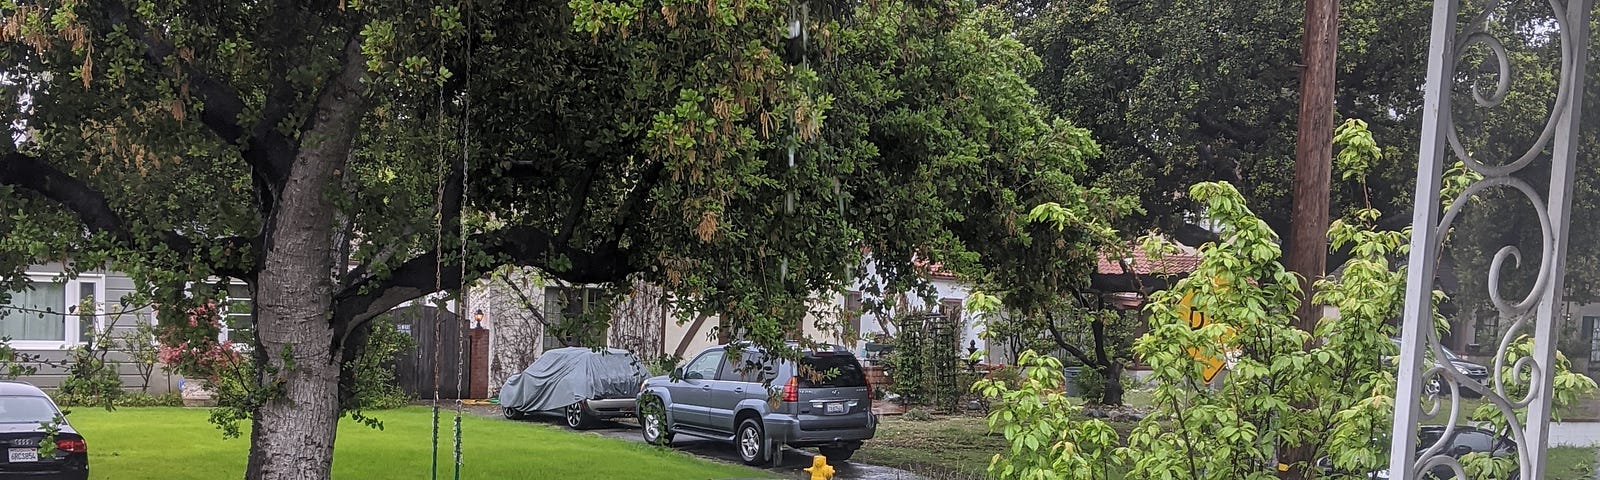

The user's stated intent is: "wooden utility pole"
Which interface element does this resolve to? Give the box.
[1282,0,1338,478]
[1287,0,1338,333]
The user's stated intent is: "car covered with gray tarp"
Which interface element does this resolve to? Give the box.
[499,347,648,429]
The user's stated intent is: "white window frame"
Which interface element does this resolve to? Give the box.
[172,278,253,351]
[4,272,107,350]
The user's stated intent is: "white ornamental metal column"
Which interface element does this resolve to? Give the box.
[1391,0,1591,479]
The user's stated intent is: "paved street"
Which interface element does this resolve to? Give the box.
[468,405,927,480]
[589,418,928,480]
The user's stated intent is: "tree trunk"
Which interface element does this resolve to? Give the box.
[244,39,368,480]
[1287,0,1338,332]
[1098,362,1124,406]
[248,159,345,480]
[1090,315,1123,406]
[246,149,347,480]
[1282,0,1339,477]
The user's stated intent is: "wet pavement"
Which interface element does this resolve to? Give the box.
[589,418,928,480]
[470,405,927,480]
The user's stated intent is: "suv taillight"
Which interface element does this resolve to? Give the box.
[55,438,86,454]
[782,376,798,402]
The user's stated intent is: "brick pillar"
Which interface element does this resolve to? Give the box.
[469,327,490,399]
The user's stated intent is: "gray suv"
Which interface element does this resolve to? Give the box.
[636,344,877,465]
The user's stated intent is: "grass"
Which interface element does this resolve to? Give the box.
[1548,446,1597,480]
[67,407,763,480]
[854,414,1003,480]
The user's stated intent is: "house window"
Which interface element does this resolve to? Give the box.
[1473,309,1500,347]
[219,283,253,347]
[940,298,963,329]
[542,286,606,350]
[1586,316,1600,363]
[182,280,254,349]
[785,312,804,342]
[0,274,105,349]
[844,291,863,342]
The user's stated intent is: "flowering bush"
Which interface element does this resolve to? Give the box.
[155,301,242,383]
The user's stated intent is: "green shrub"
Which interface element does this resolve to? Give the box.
[346,316,416,410]
[55,322,124,409]
[115,392,183,407]
[884,311,964,411]
[646,354,683,377]
[903,408,934,422]
[1069,366,1102,400]
[983,365,1023,390]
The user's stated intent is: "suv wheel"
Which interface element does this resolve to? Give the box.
[736,418,772,466]
[640,399,674,446]
[818,445,857,462]
[565,402,598,430]
[502,407,525,420]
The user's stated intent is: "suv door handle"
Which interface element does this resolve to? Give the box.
[733,387,744,393]
[701,385,712,391]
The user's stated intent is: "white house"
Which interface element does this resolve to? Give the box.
[471,260,992,395]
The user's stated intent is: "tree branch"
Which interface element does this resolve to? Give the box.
[1088,271,1173,293]
[0,152,255,279]
[338,161,462,289]
[1043,311,1097,367]
[498,274,555,332]
[102,1,297,186]
[556,157,606,245]
[612,160,668,240]
[331,224,634,336]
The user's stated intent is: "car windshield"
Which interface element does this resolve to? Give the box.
[0,396,58,424]
[798,354,868,387]
[1390,339,1464,362]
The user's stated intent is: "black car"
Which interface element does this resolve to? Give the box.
[1388,339,1490,398]
[1318,425,1516,480]
[0,382,88,480]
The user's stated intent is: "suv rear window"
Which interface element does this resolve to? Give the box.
[797,354,867,387]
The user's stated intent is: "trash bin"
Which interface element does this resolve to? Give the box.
[1063,367,1083,396]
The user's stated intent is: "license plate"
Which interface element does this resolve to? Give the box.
[8,448,36,463]
[825,402,846,414]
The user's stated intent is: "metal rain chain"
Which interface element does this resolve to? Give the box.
[1392,0,1592,479]
[781,2,810,281]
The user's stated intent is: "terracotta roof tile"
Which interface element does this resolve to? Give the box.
[912,258,960,280]
[1096,249,1201,275]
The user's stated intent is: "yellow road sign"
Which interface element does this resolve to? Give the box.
[1176,291,1228,383]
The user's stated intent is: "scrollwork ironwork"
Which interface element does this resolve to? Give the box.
[1395,0,1590,479]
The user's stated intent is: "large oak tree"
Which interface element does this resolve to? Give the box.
[0,0,1103,478]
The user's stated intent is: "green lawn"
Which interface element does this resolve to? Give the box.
[853,414,1000,480]
[67,407,763,479]
[1548,446,1598,480]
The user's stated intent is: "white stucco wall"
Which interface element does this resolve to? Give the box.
[845,277,983,354]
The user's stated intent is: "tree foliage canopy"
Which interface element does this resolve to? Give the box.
[0,1,1104,477]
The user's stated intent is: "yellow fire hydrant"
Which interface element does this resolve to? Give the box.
[803,455,835,480]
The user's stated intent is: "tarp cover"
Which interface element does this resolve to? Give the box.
[499,347,647,413]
